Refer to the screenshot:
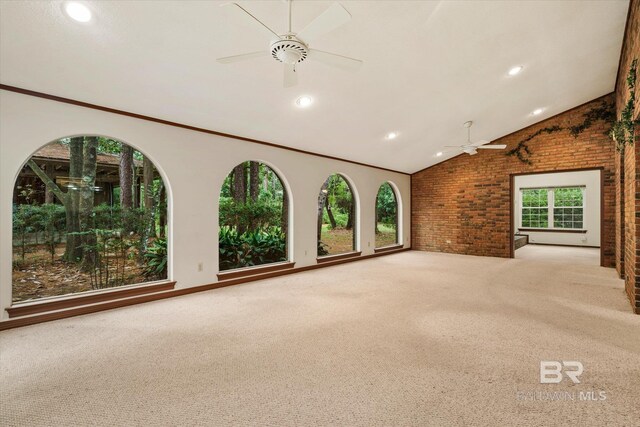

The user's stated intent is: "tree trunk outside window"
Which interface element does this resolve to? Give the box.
[65,137,84,262]
[317,179,329,242]
[79,137,98,271]
[119,144,134,210]
[249,161,259,202]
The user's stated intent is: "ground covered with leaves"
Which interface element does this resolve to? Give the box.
[12,243,147,303]
[319,226,396,255]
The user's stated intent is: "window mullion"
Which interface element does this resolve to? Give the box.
[548,189,554,229]
[581,187,586,228]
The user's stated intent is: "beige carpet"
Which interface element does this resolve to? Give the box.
[516,244,600,265]
[1,251,638,426]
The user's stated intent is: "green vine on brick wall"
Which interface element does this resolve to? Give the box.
[568,100,616,138]
[505,125,563,165]
[507,59,639,164]
[611,58,639,151]
[505,100,615,165]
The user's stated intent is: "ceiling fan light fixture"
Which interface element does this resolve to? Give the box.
[281,51,299,65]
[271,39,308,65]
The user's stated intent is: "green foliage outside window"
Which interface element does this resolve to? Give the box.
[219,198,282,230]
[218,161,288,270]
[521,189,549,228]
[218,226,286,270]
[376,183,397,226]
[12,203,66,264]
[553,187,584,229]
[317,174,355,255]
[12,137,169,303]
[521,187,584,230]
[375,182,398,247]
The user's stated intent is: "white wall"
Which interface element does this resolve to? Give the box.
[513,170,600,247]
[0,91,411,319]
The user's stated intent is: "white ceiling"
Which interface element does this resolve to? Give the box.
[0,1,629,173]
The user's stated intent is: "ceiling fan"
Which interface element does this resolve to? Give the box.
[217,1,363,87]
[444,121,507,155]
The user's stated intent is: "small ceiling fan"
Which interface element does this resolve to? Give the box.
[444,121,506,155]
[217,0,363,87]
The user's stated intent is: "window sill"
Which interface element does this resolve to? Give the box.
[373,244,404,253]
[217,262,295,281]
[316,251,362,264]
[518,228,587,234]
[6,280,176,318]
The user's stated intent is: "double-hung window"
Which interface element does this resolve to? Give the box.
[553,187,584,229]
[521,189,549,228]
[520,187,585,230]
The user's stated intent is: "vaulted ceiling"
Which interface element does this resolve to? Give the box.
[0,1,629,173]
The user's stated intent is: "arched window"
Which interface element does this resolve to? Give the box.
[317,174,356,256]
[375,182,399,248]
[219,161,289,271]
[12,137,169,303]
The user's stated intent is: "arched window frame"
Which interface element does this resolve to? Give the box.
[216,160,293,278]
[9,134,173,308]
[316,173,360,259]
[375,181,402,249]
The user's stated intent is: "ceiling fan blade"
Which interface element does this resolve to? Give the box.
[308,49,362,71]
[283,63,297,88]
[222,2,282,41]
[297,2,351,44]
[470,140,490,147]
[477,144,507,149]
[217,51,267,64]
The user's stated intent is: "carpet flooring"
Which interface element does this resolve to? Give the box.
[1,251,638,426]
[516,244,600,266]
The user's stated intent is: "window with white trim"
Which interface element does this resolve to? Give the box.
[553,187,584,229]
[12,137,169,303]
[520,186,585,230]
[521,189,549,228]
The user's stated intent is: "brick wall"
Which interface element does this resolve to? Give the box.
[623,140,639,313]
[615,148,624,276]
[411,0,638,313]
[616,0,639,313]
[411,94,616,266]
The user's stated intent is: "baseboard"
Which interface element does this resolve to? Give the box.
[526,243,600,249]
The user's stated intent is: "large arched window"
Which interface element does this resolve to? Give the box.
[317,174,356,256]
[375,182,399,248]
[219,161,289,271]
[12,137,169,303]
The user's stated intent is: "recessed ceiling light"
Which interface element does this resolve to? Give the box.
[508,66,523,76]
[295,95,313,108]
[532,108,544,116]
[64,2,92,22]
[436,152,443,157]
[386,132,398,140]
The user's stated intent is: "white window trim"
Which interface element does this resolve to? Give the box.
[519,187,586,231]
[520,189,549,229]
